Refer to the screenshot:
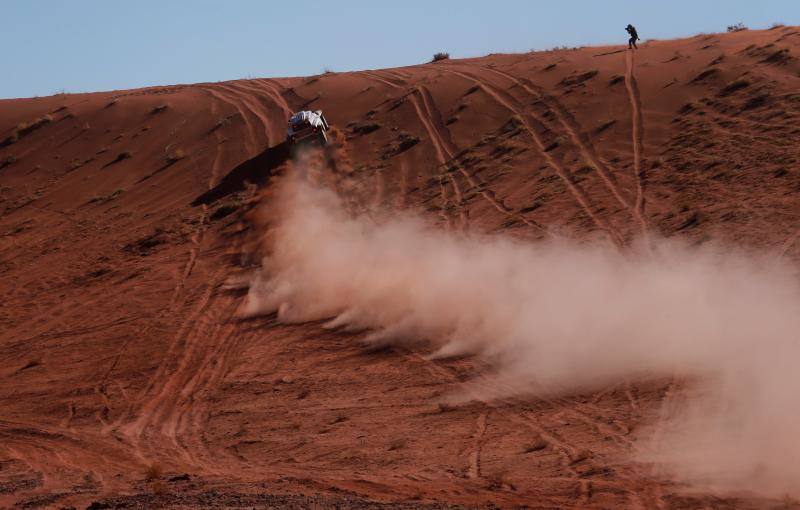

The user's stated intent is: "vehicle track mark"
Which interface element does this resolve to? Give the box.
[451,164,553,234]
[97,93,237,431]
[410,86,469,231]
[256,78,294,117]
[215,82,273,148]
[781,228,800,257]
[486,68,642,231]
[437,175,455,229]
[411,84,554,234]
[203,86,260,157]
[358,72,458,228]
[397,160,410,209]
[164,169,268,472]
[119,269,225,431]
[443,69,625,247]
[373,167,386,210]
[625,51,648,236]
[360,71,405,90]
[467,411,487,480]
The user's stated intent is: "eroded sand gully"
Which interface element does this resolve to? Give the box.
[2,26,800,509]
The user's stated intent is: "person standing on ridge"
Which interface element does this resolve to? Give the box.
[626,24,639,49]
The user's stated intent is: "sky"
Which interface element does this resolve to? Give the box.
[2,0,798,99]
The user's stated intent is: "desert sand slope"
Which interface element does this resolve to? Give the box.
[1,27,800,509]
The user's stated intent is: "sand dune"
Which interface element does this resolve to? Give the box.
[2,27,800,509]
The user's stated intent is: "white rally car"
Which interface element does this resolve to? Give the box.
[286,110,330,148]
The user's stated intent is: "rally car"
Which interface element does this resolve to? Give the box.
[286,110,330,148]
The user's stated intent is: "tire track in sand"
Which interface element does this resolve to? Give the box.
[408,86,469,232]
[456,63,652,421]
[625,51,648,236]
[485,67,643,232]
[223,79,296,142]
[214,82,272,149]
[358,72,460,230]
[145,81,294,471]
[409,82,555,236]
[360,71,405,90]
[95,94,235,425]
[203,85,262,158]
[412,350,649,507]
[781,228,800,257]
[328,80,564,475]
[254,78,294,118]
[442,68,625,247]
[362,71,539,235]
[104,91,234,419]
[467,411,488,480]
[159,161,272,472]
[0,421,133,502]
[328,71,636,501]
[113,84,275,470]
[409,352,614,493]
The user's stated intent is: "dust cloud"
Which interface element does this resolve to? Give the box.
[239,166,800,498]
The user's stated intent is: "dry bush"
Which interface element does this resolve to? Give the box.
[388,438,407,451]
[486,469,513,491]
[210,115,233,133]
[437,402,454,413]
[18,359,40,372]
[164,146,186,164]
[1,155,17,169]
[69,158,89,170]
[144,463,166,495]
[151,480,166,495]
[104,151,132,167]
[550,45,579,51]
[349,122,381,136]
[523,437,548,453]
[144,463,162,481]
[89,188,124,205]
[330,413,348,424]
[150,104,169,115]
[559,70,598,87]
[431,52,450,63]
[594,119,617,134]
[144,462,167,494]
[727,22,748,32]
[718,79,750,97]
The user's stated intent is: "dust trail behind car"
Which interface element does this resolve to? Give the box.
[240,160,800,498]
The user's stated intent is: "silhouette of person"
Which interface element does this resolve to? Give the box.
[626,24,639,49]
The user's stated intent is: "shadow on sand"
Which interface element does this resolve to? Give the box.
[192,141,290,206]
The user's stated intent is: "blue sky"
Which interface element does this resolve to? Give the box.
[2,1,798,99]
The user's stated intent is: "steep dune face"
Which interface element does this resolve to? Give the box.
[1,27,800,509]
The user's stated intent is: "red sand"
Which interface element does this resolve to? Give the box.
[2,27,800,509]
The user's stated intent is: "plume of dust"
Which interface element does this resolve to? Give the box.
[239,160,800,498]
